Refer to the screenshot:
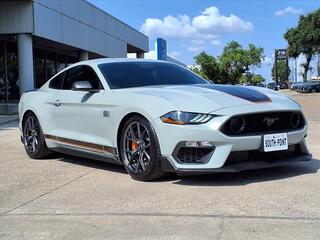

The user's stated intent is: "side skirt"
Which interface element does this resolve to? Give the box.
[44,134,121,165]
[50,147,122,165]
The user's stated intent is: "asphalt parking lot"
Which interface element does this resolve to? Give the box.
[0,90,320,239]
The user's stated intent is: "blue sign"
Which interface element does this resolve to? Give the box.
[157,38,167,60]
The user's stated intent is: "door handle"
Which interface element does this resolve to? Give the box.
[54,100,61,107]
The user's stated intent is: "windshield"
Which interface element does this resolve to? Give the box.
[98,61,207,89]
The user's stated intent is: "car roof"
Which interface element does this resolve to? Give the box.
[71,58,170,67]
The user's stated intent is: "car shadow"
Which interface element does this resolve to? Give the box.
[55,153,126,174]
[172,158,320,186]
[53,153,320,186]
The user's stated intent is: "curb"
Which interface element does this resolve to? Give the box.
[0,118,19,126]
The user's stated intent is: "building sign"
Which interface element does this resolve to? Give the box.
[276,49,287,60]
[274,48,289,84]
[157,38,167,60]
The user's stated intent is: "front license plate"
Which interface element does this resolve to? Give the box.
[263,133,288,152]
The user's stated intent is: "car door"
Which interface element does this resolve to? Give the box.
[50,65,105,147]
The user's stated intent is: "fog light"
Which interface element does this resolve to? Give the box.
[185,141,213,148]
[229,116,246,134]
[290,112,301,128]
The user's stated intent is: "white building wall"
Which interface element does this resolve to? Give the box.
[0,1,33,34]
[0,0,149,58]
[34,0,148,53]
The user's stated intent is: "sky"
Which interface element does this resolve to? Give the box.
[88,0,320,81]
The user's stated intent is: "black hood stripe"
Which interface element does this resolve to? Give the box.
[196,84,271,103]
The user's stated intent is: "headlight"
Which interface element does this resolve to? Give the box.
[160,111,217,125]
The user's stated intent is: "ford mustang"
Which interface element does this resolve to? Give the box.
[19,59,312,181]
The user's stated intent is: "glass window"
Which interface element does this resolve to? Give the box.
[57,54,66,72]
[66,55,76,66]
[62,65,102,90]
[98,62,207,89]
[0,40,5,103]
[6,41,19,103]
[49,71,65,89]
[34,49,46,89]
[46,51,56,80]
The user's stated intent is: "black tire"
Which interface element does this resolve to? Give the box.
[119,115,165,181]
[22,112,51,159]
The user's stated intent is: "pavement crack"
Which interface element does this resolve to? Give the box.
[217,217,224,240]
[1,169,95,215]
[2,212,320,222]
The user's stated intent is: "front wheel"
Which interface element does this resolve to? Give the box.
[120,115,165,181]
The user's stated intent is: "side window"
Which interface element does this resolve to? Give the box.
[49,72,65,89]
[62,65,102,90]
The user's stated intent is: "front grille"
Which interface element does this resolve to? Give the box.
[220,111,305,136]
[225,144,301,166]
[175,147,214,164]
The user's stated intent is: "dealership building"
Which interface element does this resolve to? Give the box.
[128,38,186,67]
[0,0,149,113]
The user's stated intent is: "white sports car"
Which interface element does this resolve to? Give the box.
[19,59,312,181]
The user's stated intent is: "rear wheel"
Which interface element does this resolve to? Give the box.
[120,115,165,181]
[22,112,51,159]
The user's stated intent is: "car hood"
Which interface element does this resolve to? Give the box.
[126,84,297,113]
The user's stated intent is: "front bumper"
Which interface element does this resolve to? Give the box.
[161,153,312,173]
[153,107,311,173]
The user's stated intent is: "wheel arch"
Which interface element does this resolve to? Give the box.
[21,109,38,127]
[116,112,148,159]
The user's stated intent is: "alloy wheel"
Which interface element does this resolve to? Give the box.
[23,116,39,153]
[122,121,151,174]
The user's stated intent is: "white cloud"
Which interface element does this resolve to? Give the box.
[140,6,253,54]
[275,6,303,16]
[210,39,221,46]
[187,45,205,53]
[192,7,253,34]
[141,15,195,39]
[262,57,272,65]
[168,51,181,59]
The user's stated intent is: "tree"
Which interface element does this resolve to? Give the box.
[251,74,265,85]
[193,52,220,83]
[239,73,265,85]
[219,41,264,84]
[284,8,320,82]
[271,60,291,83]
[192,41,264,84]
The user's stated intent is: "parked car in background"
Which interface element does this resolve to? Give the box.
[297,81,312,92]
[291,83,300,90]
[279,82,289,89]
[302,81,320,93]
[256,83,265,88]
[297,83,304,91]
[266,82,279,91]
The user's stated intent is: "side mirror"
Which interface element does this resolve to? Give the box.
[71,81,99,93]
